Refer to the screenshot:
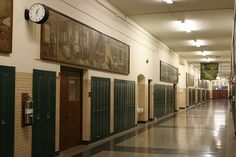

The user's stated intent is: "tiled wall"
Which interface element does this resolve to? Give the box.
[82,79,91,141]
[110,81,114,133]
[178,89,187,109]
[55,77,60,152]
[149,85,154,119]
[138,84,146,121]
[14,72,32,157]
[14,72,60,157]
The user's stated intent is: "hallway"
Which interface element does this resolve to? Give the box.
[60,100,236,157]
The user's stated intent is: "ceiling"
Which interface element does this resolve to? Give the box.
[105,0,234,78]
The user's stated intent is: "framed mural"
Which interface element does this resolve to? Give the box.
[160,61,178,84]
[186,73,194,87]
[198,79,203,88]
[200,63,218,80]
[198,79,208,89]
[41,8,130,75]
[0,0,13,53]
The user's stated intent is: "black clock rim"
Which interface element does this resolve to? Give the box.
[35,6,49,24]
[26,3,50,24]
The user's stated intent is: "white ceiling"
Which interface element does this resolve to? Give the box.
[105,0,234,78]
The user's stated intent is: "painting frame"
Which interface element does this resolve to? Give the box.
[160,61,178,84]
[0,0,13,53]
[186,73,194,87]
[40,7,130,75]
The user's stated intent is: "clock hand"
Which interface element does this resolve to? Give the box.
[36,8,39,15]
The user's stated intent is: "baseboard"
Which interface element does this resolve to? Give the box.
[55,151,60,156]
[179,107,186,109]
[138,120,149,123]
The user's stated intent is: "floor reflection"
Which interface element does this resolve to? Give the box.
[60,100,236,157]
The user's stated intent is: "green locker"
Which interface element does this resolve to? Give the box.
[32,70,56,157]
[192,89,195,105]
[154,84,165,118]
[188,88,192,106]
[166,85,174,114]
[91,77,110,140]
[0,65,15,157]
[114,80,135,132]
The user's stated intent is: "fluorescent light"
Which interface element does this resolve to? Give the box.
[163,0,173,4]
[206,58,210,62]
[201,51,206,56]
[177,20,192,33]
[194,39,201,47]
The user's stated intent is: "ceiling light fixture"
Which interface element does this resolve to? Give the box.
[201,51,206,56]
[194,39,201,47]
[177,20,192,33]
[163,0,173,4]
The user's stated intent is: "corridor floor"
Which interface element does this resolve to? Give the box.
[60,100,236,157]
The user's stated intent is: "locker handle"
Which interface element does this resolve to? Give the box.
[36,114,40,120]
[1,118,6,125]
[47,113,51,119]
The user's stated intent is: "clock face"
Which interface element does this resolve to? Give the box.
[29,3,46,23]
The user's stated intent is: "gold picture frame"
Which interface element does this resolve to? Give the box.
[0,0,13,53]
[160,61,178,84]
[186,73,194,87]
[41,8,130,75]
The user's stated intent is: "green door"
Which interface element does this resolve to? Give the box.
[91,77,110,140]
[0,65,15,157]
[32,70,56,157]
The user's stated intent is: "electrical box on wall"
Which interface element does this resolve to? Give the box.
[22,93,33,126]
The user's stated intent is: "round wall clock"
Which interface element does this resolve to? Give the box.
[25,3,49,24]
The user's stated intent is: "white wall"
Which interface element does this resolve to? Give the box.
[0,0,199,86]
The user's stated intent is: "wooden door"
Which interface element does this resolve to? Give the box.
[60,67,82,150]
[0,65,15,157]
[32,69,56,157]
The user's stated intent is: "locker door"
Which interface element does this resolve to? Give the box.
[154,84,165,118]
[91,77,110,140]
[188,89,192,106]
[0,65,15,157]
[114,80,135,132]
[32,70,56,157]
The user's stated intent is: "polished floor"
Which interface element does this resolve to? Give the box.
[59,100,236,157]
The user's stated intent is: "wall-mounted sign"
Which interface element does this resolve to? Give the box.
[200,63,218,80]
[160,61,178,84]
[0,0,13,53]
[40,8,130,75]
[186,73,194,87]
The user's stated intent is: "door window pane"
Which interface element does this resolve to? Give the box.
[68,78,80,101]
